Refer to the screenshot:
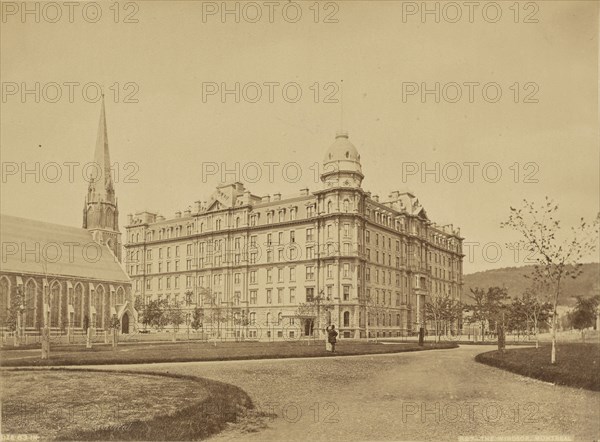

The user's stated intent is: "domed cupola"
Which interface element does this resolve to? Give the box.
[321,131,364,188]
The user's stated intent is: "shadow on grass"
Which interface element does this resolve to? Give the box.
[475,343,600,391]
[6,368,268,441]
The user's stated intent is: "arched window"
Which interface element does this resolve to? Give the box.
[266,312,271,326]
[50,281,61,328]
[95,285,104,329]
[74,283,83,328]
[0,277,10,325]
[343,311,350,327]
[249,312,256,325]
[215,219,221,230]
[343,199,349,212]
[25,279,36,328]
[277,312,282,325]
[235,217,240,228]
[106,207,114,229]
[327,201,333,214]
[116,287,125,305]
[200,223,204,233]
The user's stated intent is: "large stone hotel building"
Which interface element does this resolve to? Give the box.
[125,133,464,340]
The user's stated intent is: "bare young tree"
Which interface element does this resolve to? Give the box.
[501,197,599,364]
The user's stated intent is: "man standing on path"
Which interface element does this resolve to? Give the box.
[327,325,338,353]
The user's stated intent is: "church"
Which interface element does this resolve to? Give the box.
[0,98,135,340]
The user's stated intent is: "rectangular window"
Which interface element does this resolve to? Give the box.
[278,268,284,283]
[344,223,350,237]
[146,263,152,273]
[290,230,295,243]
[250,271,257,284]
[250,290,257,305]
[343,263,350,278]
[289,287,296,304]
[278,232,283,244]
[289,267,296,282]
[267,269,272,283]
[343,286,350,301]
[306,228,314,242]
[266,289,272,304]
[277,288,284,304]
[234,273,241,284]
[327,264,333,278]
[306,266,315,280]
[306,287,314,302]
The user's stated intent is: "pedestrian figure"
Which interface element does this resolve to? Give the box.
[327,325,338,353]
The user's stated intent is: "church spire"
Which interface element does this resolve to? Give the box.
[89,93,115,203]
[83,96,122,262]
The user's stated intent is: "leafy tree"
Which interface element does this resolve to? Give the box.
[165,302,185,341]
[140,299,169,330]
[502,197,599,363]
[425,295,463,342]
[570,295,599,342]
[5,286,24,333]
[106,314,120,348]
[465,287,509,342]
[191,307,204,331]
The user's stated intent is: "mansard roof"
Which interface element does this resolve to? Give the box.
[0,214,130,283]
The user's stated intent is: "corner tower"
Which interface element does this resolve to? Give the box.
[320,131,364,188]
[83,95,122,262]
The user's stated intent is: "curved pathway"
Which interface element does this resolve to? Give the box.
[81,345,599,441]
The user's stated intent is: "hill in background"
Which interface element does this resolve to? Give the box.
[462,263,600,306]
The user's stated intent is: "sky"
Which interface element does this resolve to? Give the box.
[1,0,598,274]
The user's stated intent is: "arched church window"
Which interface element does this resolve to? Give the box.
[0,277,9,325]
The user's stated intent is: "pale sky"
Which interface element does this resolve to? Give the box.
[1,0,598,274]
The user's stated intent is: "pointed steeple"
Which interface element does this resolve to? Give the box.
[83,96,122,262]
[89,94,115,203]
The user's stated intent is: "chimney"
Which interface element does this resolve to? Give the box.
[175,211,181,218]
[389,191,400,200]
[262,195,271,203]
[127,213,133,224]
[373,195,379,203]
[273,193,281,201]
[195,201,202,213]
[184,208,192,217]
[300,188,309,196]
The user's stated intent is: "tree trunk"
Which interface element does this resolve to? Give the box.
[41,327,50,360]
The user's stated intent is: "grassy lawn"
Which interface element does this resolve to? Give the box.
[0,340,457,367]
[475,343,600,391]
[1,369,259,440]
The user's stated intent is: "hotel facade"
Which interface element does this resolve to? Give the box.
[124,133,464,340]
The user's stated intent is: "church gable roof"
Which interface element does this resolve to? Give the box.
[0,214,130,283]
